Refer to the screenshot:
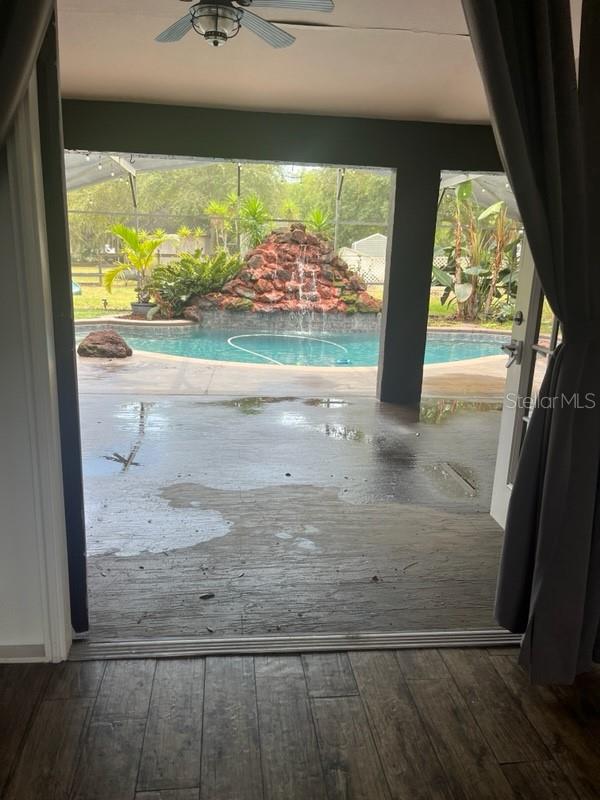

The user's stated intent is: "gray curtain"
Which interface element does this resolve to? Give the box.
[0,0,54,145]
[461,0,600,684]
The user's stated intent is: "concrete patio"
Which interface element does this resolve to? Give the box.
[78,366,505,640]
[77,348,508,399]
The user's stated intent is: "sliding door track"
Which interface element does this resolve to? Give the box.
[69,629,521,661]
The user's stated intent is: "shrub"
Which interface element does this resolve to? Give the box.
[239,195,271,248]
[306,207,333,238]
[149,249,243,318]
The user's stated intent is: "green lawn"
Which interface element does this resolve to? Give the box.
[72,283,136,319]
[367,285,384,301]
[369,285,555,333]
[427,297,511,330]
[74,279,556,332]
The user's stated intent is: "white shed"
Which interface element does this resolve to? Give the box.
[351,233,388,259]
[340,245,387,285]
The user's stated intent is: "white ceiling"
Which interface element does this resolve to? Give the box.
[57,0,582,124]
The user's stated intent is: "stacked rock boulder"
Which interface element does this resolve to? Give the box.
[196,223,381,315]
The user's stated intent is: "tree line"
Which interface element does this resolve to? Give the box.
[67,162,393,262]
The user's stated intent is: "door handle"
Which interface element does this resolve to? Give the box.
[501,340,523,368]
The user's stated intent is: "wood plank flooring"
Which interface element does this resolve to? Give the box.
[2,648,600,799]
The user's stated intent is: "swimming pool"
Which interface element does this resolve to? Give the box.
[79,326,507,367]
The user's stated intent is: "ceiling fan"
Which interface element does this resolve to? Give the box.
[155,0,335,49]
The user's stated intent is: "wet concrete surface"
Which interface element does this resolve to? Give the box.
[81,395,504,639]
[76,349,508,398]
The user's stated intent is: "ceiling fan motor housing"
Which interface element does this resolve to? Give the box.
[190,2,242,46]
[158,0,334,48]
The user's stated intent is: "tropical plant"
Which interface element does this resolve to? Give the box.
[175,224,207,253]
[479,201,520,316]
[239,195,271,248]
[205,198,236,250]
[306,207,333,237]
[432,181,521,321]
[279,198,300,221]
[103,224,175,302]
[148,249,243,318]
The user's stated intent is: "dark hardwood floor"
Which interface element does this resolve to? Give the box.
[1,648,600,799]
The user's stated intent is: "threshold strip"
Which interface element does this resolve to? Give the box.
[69,629,521,661]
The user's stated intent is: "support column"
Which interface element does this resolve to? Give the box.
[37,18,89,635]
[377,160,441,406]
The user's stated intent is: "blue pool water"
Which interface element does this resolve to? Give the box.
[86,327,506,367]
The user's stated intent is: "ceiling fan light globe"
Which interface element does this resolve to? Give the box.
[191,4,242,45]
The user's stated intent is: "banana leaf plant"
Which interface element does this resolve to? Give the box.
[432,181,521,321]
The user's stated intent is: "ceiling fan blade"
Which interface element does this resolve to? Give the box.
[249,0,334,10]
[240,9,296,48]
[155,14,193,43]
[268,20,470,36]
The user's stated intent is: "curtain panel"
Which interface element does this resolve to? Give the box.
[462,0,600,683]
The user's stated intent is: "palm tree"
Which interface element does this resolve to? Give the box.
[103,224,173,302]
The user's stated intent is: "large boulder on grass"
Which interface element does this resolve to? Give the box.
[77,329,132,358]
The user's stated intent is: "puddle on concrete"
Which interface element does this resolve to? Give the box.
[86,507,233,557]
[420,399,503,425]
[315,423,367,442]
[89,473,494,563]
[304,398,349,408]
[372,437,418,469]
[205,397,297,415]
[200,397,350,414]
[278,411,309,428]
[160,482,342,545]
[103,401,153,471]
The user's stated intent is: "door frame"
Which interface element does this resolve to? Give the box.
[490,238,542,527]
[37,17,89,635]
[5,73,72,662]
[60,101,525,649]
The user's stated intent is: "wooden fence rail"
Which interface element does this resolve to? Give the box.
[72,266,105,286]
[72,264,140,287]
